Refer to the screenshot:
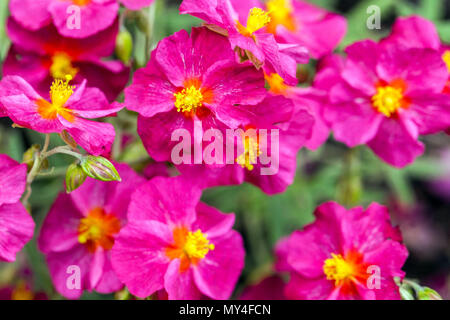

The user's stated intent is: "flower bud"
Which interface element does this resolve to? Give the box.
[66,163,88,193]
[417,287,442,300]
[116,29,133,65]
[22,144,40,171]
[80,156,121,182]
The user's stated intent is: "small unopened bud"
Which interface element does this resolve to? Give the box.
[80,156,121,182]
[399,286,415,300]
[66,163,88,193]
[116,29,133,64]
[22,144,40,171]
[417,287,442,300]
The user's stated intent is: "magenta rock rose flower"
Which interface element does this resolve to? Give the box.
[0,154,35,263]
[38,164,145,299]
[3,18,129,102]
[180,0,309,85]
[315,37,450,167]
[125,27,267,162]
[9,0,154,38]
[111,176,245,300]
[276,202,407,300]
[0,75,122,156]
[229,0,347,59]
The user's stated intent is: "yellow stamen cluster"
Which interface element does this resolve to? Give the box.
[237,7,271,37]
[183,230,215,259]
[174,86,204,113]
[50,53,79,80]
[442,50,450,73]
[323,253,355,287]
[50,75,75,108]
[236,136,262,171]
[371,85,404,117]
[265,72,289,95]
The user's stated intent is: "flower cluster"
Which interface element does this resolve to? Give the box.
[0,0,447,301]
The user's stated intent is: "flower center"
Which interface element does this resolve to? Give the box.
[323,253,356,286]
[236,135,261,171]
[165,227,214,272]
[266,0,296,34]
[78,207,121,253]
[50,53,79,80]
[442,50,450,73]
[265,72,289,95]
[36,75,75,121]
[371,82,408,117]
[174,86,204,113]
[237,7,271,37]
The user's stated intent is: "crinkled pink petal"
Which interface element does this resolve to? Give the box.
[192,202,235,239]
[0,203,35,262]
[0,155,27,205]
[38,193,83,254]
[9,0,51,31]
[165,260,203,300]
[367,117,425,168]
[127,177,200,227]
[285,274,333,300]
[193,230,245,300]
[49,0,119,38]
[111,221,172,298]
[61,117,115,156]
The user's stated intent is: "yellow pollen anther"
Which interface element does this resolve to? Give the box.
[174,86,204,113]
[371,85,404,117]
[236,136,261,171]
[183,230,215,259]
[237,7,271,37]
[442,50,450,73]
[323,253,355,287]
[50,53,79,80]
[266,0,296,33]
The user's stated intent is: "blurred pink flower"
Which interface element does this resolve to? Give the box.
[276,202,407,300]
[315,37,450,167]
[0,154,34,263]
[3,18,129,102]
[180,0,309,85]
[9,0,154,38]
[240,275,286,300]
[0,76,122,156]
[111,176,245,299]
[38,164,145,299]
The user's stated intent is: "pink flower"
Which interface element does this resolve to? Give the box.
[180,0,309,85]
[276,202,407,300]
[111,176,245,300]
[3,17,129,102]
[0,75,122,156]
[125,27,267,162]
[229,0,347,59]
[9,0,154,39]
[38,164,145,299]
[0,154,34,263]
[315,38,450,167]
[178,95,314,195]
[380,15,450,132]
